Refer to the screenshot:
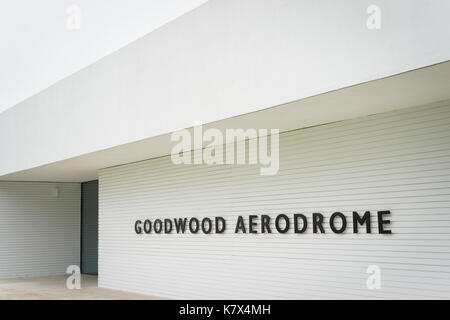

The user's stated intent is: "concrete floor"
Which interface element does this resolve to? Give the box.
[0,275,164,300]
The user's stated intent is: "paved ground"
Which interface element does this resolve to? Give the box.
[0,274,164,300]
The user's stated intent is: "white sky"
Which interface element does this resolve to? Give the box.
[0,0,207,114]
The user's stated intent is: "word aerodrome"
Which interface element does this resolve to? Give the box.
[134,211,392,235]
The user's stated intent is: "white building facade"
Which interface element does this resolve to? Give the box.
[1,0,450,299]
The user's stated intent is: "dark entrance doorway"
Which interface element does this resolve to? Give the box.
[81,180,98,275]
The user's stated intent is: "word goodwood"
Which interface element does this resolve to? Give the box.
[135,211,392,235]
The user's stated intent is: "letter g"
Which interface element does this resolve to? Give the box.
[135,220,143,234]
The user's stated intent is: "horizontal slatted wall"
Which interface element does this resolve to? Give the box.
[0,182,80,278]
[99,101,450,299]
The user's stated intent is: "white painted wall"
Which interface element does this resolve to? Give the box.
[99,101,450,299]
[1,0,450,177]
[0,0,208,113]
[0,182,80,278]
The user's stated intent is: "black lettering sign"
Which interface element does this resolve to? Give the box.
[134,211,392,235]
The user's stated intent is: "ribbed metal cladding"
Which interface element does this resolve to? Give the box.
[0,182,80,278]
[99,101,450,299]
